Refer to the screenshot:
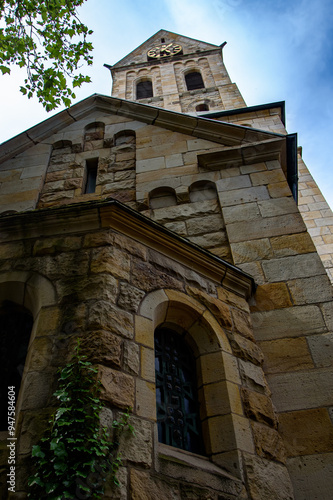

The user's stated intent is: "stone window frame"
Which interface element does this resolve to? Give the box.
[0,271,57,439]
[135,288,255,479]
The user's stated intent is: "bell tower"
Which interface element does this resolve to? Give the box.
[108,29,246,113]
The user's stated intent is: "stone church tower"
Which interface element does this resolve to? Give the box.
[0,30,332,500]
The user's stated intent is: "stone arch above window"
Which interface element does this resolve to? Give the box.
[0,272,57,431]
[185,71,205,91]
[136,288,249,477]
[136,79,153,99]
[189,181,217,203]
[149,187,177,209]
[114,129,136,147]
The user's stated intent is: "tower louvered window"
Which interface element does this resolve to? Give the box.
[154,327,203,454]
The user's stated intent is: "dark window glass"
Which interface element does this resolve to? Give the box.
[136,80,153,99]
[154,327,203,454]
[0,303,33,430]
[185,72,204,91]
[84,158,98,194]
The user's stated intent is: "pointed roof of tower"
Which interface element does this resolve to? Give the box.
[111,29,222,69]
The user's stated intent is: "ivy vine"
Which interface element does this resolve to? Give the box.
[28,341,134,499]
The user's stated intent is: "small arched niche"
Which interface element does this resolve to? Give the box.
[149,187,177,209]
[84,122,105,151]
[114,129,136,147]
[189,181,217,203]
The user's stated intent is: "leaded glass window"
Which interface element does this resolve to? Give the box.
[154,327,203,454]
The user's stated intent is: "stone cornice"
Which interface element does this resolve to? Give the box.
[0,199,255,299]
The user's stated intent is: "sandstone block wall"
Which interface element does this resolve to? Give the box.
[297,150,333,284]
[0,201,293,499]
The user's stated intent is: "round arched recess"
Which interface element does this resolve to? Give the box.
[0,271,57,319]
[136,288,246,477]
[0,272,57,430]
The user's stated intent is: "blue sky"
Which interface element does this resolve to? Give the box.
[1,0,333,207]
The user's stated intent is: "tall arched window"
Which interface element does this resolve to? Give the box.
[136,80,153,99]
[154,326,203,454]
[185,71,204,91]
[0,302,33,429]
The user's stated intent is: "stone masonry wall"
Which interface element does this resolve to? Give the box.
[297,150,333,284]
[0,203,293,500]
[214,158,333,500]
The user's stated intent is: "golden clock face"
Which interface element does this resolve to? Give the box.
[147,43,183,60]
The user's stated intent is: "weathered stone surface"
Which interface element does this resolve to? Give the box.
[227,214,306,243]
[227,332,264,366]
[243,454,294,500]
[123,340,140,375]
[287,452,333,500]
[136,379,155,419]
[288,275,333,304]
[187,286,233,330]
[307,333,333,368]
[20,371,53,410]
[83,231,114,248]
[279,408,333,456]
[17,409,54,455]
[251,421,286,463]
[187,231,228,249]
[218,186,270,207]
[252,305,327,341]
[33,236,82,256]
[270,232,316,257]
[251,282,292,311]
[40,250,90,279]
[231,238,273,264]
[186,214,224,235]
[262,252,325,282]
[217,287,250,313]
[260,338,314,374]
[267,370,333,412]
[118,416,153,467]
[87,301,134,339]
[98,365,134,409]
[258,197,299,217]
[0,241,26,259]
[131,258,184,292]
[152,199,219,224]
[113,233,147,260]
[238,359,268,394]
[104,466,127,500]
[231,308,254,340]
[28,337,53,370]
[241,388,277,427]
[79,330,122,368]
[130,469,180,500]
[91,246,130,280]
[237,261,265,285]
[57,273,118,303]
[223,202,260,224]
[117,282,145,312]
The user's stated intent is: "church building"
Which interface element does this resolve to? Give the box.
[0,30,332,499]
